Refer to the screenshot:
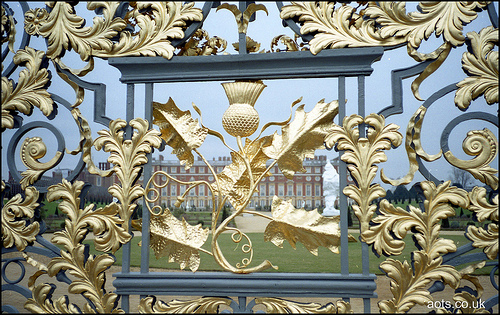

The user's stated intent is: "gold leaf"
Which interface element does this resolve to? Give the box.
[139,296,232,313]
[263,99,338,179]
[20,137,63,189]
[467,223,498,260]
[469,186,498,222]
[134,209,209,272]
[1,186,40,251]
[264,196,355,256]
[325,114,402,233]
[1,47,53,129]
[153,98,208,170]
[455,26,499,110]
[452,291,489,314]
[254,297,343,313]
[212,136,272,209]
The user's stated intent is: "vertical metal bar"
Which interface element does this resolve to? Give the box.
[140,83,154,301]
[364,298,371,313]
[339,76,349,276]
[238,2,247,54]
[121,83,135,311]
[359,75,372,312]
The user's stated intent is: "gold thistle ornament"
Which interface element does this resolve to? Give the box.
[221,80,266,137]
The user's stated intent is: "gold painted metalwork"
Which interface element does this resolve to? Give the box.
[94,118,162,232]
[217,3,268,34]
[280,2,490,100]
[367,181,468,313]
[139,296,232,313]
[455,26,499,110]
[150,88,343,273]
[1,185,40,251]
[324,113,403,235]
[177,29,228,56]
[254,297,352,314]
[467,186,499,260]
[1,47,53,130]
[25,179,128,313]
[20,137,63,189]
[264,196,355,255]
[1,5,16,53]
[444,128,498,190]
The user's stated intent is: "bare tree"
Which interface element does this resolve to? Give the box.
[450,167,474,189]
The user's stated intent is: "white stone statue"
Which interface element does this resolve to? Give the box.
[322,160,340,216]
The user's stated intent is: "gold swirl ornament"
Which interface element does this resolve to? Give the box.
[221,80,266,137]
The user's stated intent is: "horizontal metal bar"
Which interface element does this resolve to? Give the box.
[108,47,384,84]
[113,272,377,298]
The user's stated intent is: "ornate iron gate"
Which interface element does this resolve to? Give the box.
[1,2,498,313]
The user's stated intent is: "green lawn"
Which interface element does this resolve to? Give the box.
[80,232,494,275]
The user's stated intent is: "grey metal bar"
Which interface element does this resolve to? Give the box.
[238,2,247,55]
[338,76,349,276]
[108,48,384,84]
[141,83,154,275]
[112,272,377,298]
[120,83,135,312]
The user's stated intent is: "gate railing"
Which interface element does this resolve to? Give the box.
[1,2,498,313]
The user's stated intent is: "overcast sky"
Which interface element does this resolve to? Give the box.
[2,2,498,190]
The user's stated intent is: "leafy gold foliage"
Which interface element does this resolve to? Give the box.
[325,114,403,234]
[153,98,208,170]
[467,186,499,260]
[212,136,272,210]
[455,26,499,109]
[1,47,53,129]
[20,137,63,189]
[1,186,40,251]
[25,179,125,314]
[372,181,469,313]
[94,118,162,231]
[217,3,268,34]
[133,209,209,272]
[139,296,232,313]
[254,297,352,314]
[263,99,338,179]
[29,2,203,62]
[264,196,349,255]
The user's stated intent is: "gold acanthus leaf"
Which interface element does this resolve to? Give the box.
[94,118,162,231]
[263,99,338,179]
[1,186,40,251]
[1,47,53,129]
[378,251,461,313]
[212,136,272,210]
[467,223,498,260]
[468,186,498,222]
[365,181,469,259]
[449,291,489,314]
[133,209,209,272]
[455,26,499,110]
[325,114,403,234]
[254,297,350,314]
[153,98,208,170]
[264,196,355,256]
[139,296,232,314]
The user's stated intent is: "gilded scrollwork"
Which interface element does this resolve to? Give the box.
[1,185,40,251]
[20,136,63,189]
[1,47,53,130]
[324,113,403,235]
[467,186,499,260]
[216,3,268,34]
[94,118,162,232]
[455,26,499,110]
[254,297,352,314]
[177,29,227,56]
[444,128,498,190]
[370,181,469,313]
[25,2,203,68]
[280,2,490,100]
[25,179,127,313]
[139,296,232,314]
